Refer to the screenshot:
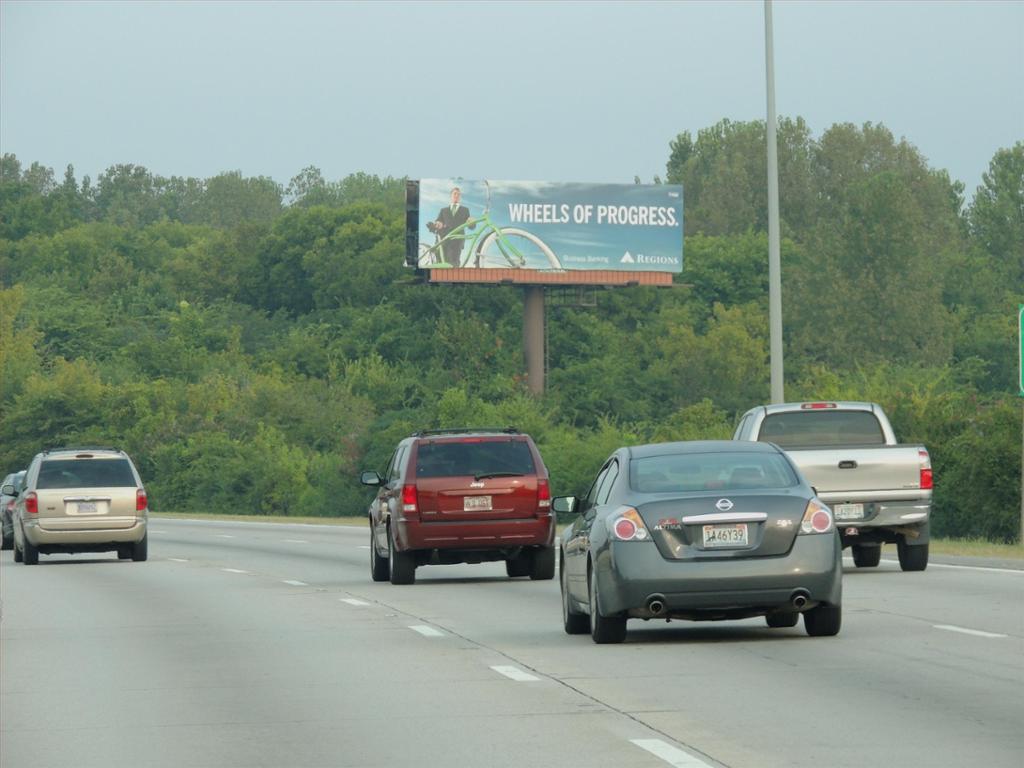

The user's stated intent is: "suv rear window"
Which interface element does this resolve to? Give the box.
[415,440,536,479]
[758,411,885,448]
[37,459,137,489]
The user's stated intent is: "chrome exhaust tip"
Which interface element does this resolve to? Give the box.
[646,594,667,616]
[791,589,810,610]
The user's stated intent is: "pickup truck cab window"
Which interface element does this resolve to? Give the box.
[758,411,885,448]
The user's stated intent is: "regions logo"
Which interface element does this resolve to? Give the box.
[621,251,635,264]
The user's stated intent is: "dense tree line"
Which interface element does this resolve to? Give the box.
[0,121,1021,541]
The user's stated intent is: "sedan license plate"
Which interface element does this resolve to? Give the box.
[463,495,492,512]
[703,523,748,548]
[834,503,865,521]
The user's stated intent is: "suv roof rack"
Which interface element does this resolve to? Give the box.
[43,446,121,454]
[411,427,520,437]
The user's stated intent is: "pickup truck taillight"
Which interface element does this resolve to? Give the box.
[24,492,38,515]
[537,478,551,510]
[918,450,933,489]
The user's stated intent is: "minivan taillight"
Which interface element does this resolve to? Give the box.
[402,484,418,514]
[537,478,550,510]
[136,488,148,511]
[25,492,38,515]
[919,449,933,490]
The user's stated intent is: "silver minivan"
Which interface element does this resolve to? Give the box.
[5,447,148,565]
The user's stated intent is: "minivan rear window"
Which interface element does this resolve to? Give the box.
[37,459,137,489]
[415,440,536,478]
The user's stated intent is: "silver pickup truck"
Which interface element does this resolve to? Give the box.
[733,401,933,571]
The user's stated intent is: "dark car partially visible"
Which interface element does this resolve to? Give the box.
[1,470,26,550]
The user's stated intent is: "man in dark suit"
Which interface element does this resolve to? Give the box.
[428,186,473,265]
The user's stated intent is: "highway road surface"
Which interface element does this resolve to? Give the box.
[2,517,1022,768]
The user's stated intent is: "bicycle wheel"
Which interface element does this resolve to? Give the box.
[474,228,562,270]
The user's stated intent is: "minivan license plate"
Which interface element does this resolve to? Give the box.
[834,503,865,521]
[703,523,748,547]
[464,495,492,512]
[76,502,97,514]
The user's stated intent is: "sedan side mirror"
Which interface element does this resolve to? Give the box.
[551,496,579,514]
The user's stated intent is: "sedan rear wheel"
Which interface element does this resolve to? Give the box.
[852,544,881,568]
[766,612,800,628]
[388,525,416,585]
[589,567,626,644]
[561,555,588,635]
[804,602,842,636]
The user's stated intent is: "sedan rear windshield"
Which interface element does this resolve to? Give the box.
[631,453,798,493]
[758,411,884,448]
[415,440,536,479]
[37,459,137,489]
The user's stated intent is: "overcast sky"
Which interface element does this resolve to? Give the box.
[2,1,1021,198]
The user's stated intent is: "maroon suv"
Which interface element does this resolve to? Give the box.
[360,428,555,585]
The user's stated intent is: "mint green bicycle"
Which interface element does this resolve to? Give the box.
[419,181,562,270]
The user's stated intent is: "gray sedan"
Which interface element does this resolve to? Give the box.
[557,440,842,643]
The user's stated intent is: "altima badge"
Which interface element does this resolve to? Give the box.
[715,498,734,511]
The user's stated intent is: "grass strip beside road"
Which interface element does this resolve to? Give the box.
[151,513,1024,559]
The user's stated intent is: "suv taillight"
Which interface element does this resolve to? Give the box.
[25,492,38,515]
[136,488,148,511]
[537,478,550,510]
[402,484,418,515]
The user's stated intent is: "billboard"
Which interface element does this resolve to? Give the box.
[409,179,683,274]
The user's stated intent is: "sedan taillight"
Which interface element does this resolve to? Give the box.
[609,507,650,541]
[25,492,38,515]
[799,499,833,535]
[136,488,148,512]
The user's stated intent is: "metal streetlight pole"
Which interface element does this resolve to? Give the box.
[765,0,785,404]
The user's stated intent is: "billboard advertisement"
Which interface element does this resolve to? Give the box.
[413,179,683,273]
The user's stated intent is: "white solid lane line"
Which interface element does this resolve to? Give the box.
[283,539,309,544]
[923,562,1024,575]
[409,625,445,637]
[357,545,371,549]
[934,624,1009,639]
[216,534,234,539]
[490,665,539,682]
[340,598,370,606]
[630,739,715,768]
[283,579,308,586]
[221,568,249,574]
[167,557,189,563]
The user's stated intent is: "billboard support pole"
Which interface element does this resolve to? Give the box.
[523,286,545,395]
[765,0,785,404]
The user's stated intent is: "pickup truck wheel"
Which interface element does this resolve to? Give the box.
[897,540,928,571]
[852,544,881,568]
[388,525,416,585]
[766,612,799,628]
[529,546,555,580]
[804,602,841,636]
[589,568,627,644]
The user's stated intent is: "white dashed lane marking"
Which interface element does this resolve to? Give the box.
[167,557,188,563]
[409,625,445,637]
[630,739,715,767]
[216,534,234,539]
[490,665,539,682]
[340,598,370,606]
[283,539,309,544]
[283,579,308,586]
[221,568,249,574]
[934,624,1008,639]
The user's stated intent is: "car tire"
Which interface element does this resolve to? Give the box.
[506,552,531,578]
[589,567,626,644]
[131,534,148,562]
[1,525,12,551]
[766,612,800,628]
[897,539,928,571]
[13,538,23,562]
[529,546,555,580]
[23,536,39,565]
[852,544,882,568]
[561,555,589,635]
[118,547,131,560]
[388,525,416,585]
[804,602,841,637]
[370,526,389,582]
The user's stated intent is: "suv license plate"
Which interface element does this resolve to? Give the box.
[703,523,748,547]
[464,495,492,512]
[834,503,865,521]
